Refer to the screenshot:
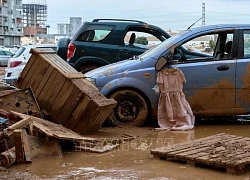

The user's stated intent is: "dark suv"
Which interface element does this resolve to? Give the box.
[57,19,171,72]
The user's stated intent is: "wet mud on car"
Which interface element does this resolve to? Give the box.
[2,118,250,180]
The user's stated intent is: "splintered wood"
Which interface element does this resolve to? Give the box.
[151,133,250,175]
[16,48,116,134]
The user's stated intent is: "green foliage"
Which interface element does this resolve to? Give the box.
[209,40,215,50]
[135,37,148,45]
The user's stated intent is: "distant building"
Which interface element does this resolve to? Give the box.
[57,23,71,35]
[23,0,47,37]
[0,0,23,46]
[70,17,82,36]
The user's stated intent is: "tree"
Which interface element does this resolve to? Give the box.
[209,40,215,50]
[135,37,148,45]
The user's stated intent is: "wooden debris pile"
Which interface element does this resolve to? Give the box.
[0,111,137,168]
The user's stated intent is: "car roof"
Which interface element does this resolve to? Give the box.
[84,19,162,30]
[190,24,250,32]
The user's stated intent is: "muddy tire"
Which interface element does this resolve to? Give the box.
[78,64,99,74]
[107,89,148,127]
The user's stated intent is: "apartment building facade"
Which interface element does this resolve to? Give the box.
[0,0,23,46]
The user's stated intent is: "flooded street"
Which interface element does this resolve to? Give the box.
[1,118,250,180]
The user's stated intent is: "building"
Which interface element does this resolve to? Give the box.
[69,17,81,36]
[0,0,23,46]
[22,0,47,37]
[57,23,70,35]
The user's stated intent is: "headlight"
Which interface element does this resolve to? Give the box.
[85,77,96,86]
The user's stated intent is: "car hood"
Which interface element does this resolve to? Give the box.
[84,57,156,78]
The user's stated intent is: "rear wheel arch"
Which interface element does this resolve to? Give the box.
[74,57,109,73]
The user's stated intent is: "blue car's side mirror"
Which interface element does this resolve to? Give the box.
[155,56,168,71]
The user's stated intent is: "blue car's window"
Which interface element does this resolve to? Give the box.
[139,30,191,60]
[244,30,250,58]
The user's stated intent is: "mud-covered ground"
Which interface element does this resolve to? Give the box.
[1,118,250,180]
[1,68,250,179]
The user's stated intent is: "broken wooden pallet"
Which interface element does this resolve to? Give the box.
[151,133,250,175]
[16,48,116,134]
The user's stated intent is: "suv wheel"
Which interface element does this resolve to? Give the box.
[107,89,148,127]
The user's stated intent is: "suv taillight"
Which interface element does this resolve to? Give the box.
[67,43,76,60]
[10,61,22,68]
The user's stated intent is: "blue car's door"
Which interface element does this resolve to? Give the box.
[235,29,250,113]
[171,31,237,116]
[178,59,236,116]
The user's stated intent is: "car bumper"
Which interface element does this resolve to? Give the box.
[3,76,18,86]
[3,65,23,86]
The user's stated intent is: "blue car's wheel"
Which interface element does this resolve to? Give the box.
[107,89,148,127]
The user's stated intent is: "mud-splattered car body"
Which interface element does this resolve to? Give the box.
[85,24,250,125]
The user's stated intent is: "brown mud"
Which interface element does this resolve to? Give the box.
[1,119,250,179]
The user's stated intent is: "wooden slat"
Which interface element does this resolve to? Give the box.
[65,96,91,129]
[29,59,50,92]
[50,80,74,118]
[41,71,66,107]
[20,55,38,88]
[17,54,37,88]
[34,65,54,97]
[55,88,82,126]
[37,69,58,104]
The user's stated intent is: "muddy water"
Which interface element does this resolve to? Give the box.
[2,120,250,180]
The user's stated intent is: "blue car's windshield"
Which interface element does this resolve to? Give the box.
[139,30,192,60]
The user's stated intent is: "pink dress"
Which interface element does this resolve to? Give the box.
[156,67,195,130]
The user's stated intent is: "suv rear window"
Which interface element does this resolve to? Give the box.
[76,25,114,42]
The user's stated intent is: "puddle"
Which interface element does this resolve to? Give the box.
[2,119,250,179]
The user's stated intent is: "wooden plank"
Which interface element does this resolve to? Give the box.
[50,80,74,118]
[37,69,58,104]
[14,129,31,164]
[30,48,56,54]
[5,118,33,137]
[29,59,50,92]
[65,96,91,129]
[0,88,40,115]
[44,54,77,73]
[0,147,16,167]
[55,88,82,126]
[17,54,37,88]
[41,71,66,107]
[73,102,102,133]
[20,54,41,88]
[34,65,54,97]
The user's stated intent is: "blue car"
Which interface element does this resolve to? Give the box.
[84,24,250,127]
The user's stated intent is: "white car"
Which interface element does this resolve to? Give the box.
[4,44,57,85]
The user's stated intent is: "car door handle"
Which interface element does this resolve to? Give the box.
[217,65,229,71]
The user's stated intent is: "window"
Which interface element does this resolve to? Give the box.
[0,51,5,55]
[4,51,13,56]
[124,28,165,49]
[76,25,114,42]
[244,30,250,58]
[174,31,234,63]
[182,34,218,57]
